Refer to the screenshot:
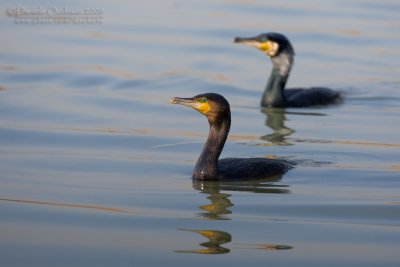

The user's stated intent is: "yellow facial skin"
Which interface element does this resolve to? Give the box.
[238,40,279,57]
[261,40,279,56]
[259,41,271,51]
[195,98,211,114]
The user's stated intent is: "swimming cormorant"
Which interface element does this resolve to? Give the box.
[234,32,342,108]
[170,93,293,180]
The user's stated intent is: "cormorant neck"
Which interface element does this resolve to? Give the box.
[261,51,294,107]
[193,116,231,180]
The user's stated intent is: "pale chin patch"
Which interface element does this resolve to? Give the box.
[266,41,279,57]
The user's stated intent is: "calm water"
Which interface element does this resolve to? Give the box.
[1,0,400,266]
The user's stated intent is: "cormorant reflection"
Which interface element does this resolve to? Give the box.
[175,228,293,255]
[175,229,231,254]
[261,108,327,145]
[175,177,292,255]
[261,108,294,145]
[193,175,290,220]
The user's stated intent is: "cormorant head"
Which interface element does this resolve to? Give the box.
[170,93,231,124]
[234,32,294,57]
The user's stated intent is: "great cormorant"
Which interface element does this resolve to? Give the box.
[234,32,342,108]
[170,93,293,180]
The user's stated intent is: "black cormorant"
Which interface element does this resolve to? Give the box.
[234,32,342,108]
[170,93,293,180]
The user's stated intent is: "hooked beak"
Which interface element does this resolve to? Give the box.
[234,36,278,56]
[171,96,212,114]
[234,36,261,47]
[170,97,202,109]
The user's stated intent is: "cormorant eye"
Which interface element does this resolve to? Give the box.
[198,97,208,103]
[259,36,268,42]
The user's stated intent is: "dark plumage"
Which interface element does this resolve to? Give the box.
[170,93,293,180]
[234,32,342,108]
